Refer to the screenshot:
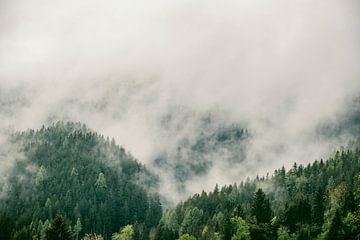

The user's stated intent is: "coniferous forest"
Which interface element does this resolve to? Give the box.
[0,122,360,240]
[1,1,360,240]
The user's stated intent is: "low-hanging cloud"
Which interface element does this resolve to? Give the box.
[1,0,360,202]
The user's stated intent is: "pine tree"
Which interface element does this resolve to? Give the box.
[0,214,14,240]
[313,190,325,226]
[230,217,250,240]
[326,210,343,240]
[74,218,82,240]
[251,189,271,223]
[112,225,134,240]
[45,215,72,240]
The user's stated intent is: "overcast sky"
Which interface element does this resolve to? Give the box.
[1,0,360,200]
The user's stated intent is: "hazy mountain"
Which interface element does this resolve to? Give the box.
[1,0,360,239]
[0,122,161,240]
[152,112,249,192]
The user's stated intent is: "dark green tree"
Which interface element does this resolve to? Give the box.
[326,210,344,240]
[45,215,72,240]
[251,189,271,223]
[312,190,325,226]
[0,214,14,240]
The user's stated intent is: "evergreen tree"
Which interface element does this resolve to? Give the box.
[12,226,31,240]
[325,210,343,240]
[312,189,325,226]
[181,207,203,237]
[277,226,294,240]
[112,225,134,240]
[0,214,14,240]
[45,215,72,240]
[74,218,82,240]
[251,189,271,223]
[230,217,250,240]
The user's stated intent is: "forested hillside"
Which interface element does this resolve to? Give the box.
[1,122,360,240]
[154,149,360,240]
[0,122,162,240]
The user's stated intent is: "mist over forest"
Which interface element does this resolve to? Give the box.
[1,1,360,240]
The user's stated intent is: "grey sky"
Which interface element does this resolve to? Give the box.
[1,0,360,201]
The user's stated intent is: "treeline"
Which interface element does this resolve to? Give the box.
[0,122,161,240]
[154,149,360,240]
[1,122,360,240]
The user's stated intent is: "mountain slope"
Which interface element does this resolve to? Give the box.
[0,122,161,240]
[154,149,360,240]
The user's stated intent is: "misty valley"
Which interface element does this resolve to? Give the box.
[0,121,360,240]
[1,0,360,239]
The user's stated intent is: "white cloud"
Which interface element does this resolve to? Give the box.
[0,0,359,201]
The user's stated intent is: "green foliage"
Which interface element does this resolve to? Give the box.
[0,122,160,240]
[230,217,250,240]
[74,218,82,240]
[178,233,197,240]
[12,226,32,240]
[277,226,294,240]
[45,215,72,240]
[160,209,179,231]
[251,189,271,223]
[344,211,360,239]
[35,165,47,186]
[112,225,134,240]
[153,209,179,240]
[324,210,343,240]
[0,214,14,240]
[165,149,360,240]
[3,121,360,240]
[95,172,107,188]
[82,233,104,240]
[342,173,360,239]
[181,207,203,237]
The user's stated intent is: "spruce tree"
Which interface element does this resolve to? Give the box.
[251,189,271,223]
[45,215,72,240]
[326,210,343,240]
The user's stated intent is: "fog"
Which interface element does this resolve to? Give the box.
[1,0,360,202]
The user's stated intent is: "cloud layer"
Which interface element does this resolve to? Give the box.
[1,0,360,201]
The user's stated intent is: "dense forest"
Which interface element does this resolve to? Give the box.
[0,122,360,239]
[155,149,360,240]
[0,122,161,240]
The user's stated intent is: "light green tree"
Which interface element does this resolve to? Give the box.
[343,173,360,239]
[321,182,348,238]
[37,219,43,236]
[40,219,50,240]
[82,233,103,240]
[212,232,222,240]
[277,226,295,240]
[178,233,197,240]
[112,225,134,240]
[35,165,47,185]
[45,198,53,218]
[181,207,203,236]
[95,172,107,188]
[160,209,179,231]
[74,218,82,240]
[230,217,250,240]
[70,167,79,177]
